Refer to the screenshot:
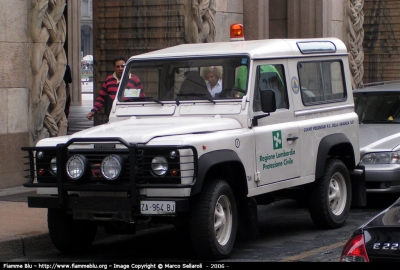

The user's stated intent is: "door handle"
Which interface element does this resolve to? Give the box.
[287,136,298,142]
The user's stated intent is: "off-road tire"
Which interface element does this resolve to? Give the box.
[189,179,237,260]
[308,159,352,229]
[48,208,97,254]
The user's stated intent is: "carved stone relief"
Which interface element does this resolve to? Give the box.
[184,0,217,43]
[30,0,68,145]
[346,0,365,89]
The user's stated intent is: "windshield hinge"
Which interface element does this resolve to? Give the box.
[248,118,253,128]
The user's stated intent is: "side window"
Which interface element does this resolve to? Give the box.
[253,64,288,112]
[298,60,346,105]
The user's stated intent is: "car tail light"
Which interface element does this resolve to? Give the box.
[340,234,370,262]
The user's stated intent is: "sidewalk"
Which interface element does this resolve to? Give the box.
[0,186,159,261]
[0,187,51,261]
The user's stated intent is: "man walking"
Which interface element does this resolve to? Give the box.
[86,56,143,121]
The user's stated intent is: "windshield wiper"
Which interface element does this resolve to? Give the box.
[176,93,216,104]
[123,97,163,105]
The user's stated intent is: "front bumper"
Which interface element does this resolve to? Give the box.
[364,164,400,193]
[27,195,190,221]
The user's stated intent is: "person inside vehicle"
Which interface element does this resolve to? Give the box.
[201,66,223,98]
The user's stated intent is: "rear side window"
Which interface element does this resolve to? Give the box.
[298,60,346,105]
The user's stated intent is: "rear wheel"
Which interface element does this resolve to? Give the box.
[189,180,237,260]
[308,159,351,229]
[48,208,97,254]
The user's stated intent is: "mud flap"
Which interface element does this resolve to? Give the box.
[350,165,367,208]
[236,197,260,241]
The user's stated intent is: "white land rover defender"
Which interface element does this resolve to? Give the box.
[22,37,365,260]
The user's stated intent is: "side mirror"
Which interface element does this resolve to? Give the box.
[260,90,276,113]
[252,90,277,127]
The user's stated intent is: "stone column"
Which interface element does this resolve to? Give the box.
[243,0,269,40]
[29,0,69,145]
[287,0,320,38]
[0,0,29,188]
[346,0,364,89]
[67,0,82,106]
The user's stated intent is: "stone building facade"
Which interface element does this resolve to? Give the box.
[0,0,30,189]
[363,0,400,83]
[81,0,93,57]
[0,0,81,189]
[0,0,395,189]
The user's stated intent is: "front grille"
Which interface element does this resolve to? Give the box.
[134,148,191,184]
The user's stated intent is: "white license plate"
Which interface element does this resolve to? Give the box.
[140,201,176,214]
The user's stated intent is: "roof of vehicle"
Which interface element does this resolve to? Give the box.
[354,80,400,92]
[128,37,348,61]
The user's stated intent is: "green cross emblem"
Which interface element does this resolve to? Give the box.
[272,130,282,150]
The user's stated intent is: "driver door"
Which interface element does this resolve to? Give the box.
[252,62,301,186]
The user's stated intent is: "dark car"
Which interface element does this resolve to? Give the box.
[353,81,400,194]
[340,196,400,262]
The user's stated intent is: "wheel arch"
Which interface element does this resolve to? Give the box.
[191,150,248,197]
[315,133,356,179]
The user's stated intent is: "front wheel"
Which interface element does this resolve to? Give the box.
[48,208,97,254]
[308,159,352,229]
[189,180,237,260]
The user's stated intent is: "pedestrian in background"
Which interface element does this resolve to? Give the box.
[86,56,143,121]
[64,64,72,119]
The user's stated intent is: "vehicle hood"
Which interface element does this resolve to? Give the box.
[69,116,242,143]
[359,124,400,152]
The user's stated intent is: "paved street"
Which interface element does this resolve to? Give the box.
[4,196,391,262]
[67,81,94,134]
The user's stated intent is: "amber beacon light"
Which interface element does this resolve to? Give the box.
[230,23,244,41]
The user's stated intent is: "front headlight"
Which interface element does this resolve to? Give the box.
[151,156,168,176]
[361,152,400,164]
[66,155,88,180]
[101,155,123,181]
[36,151,45,159]
[50,157,57,175]
[35,151,57,179]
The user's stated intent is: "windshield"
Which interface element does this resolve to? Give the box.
[354,91,400,123]
[118,56,249,104]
